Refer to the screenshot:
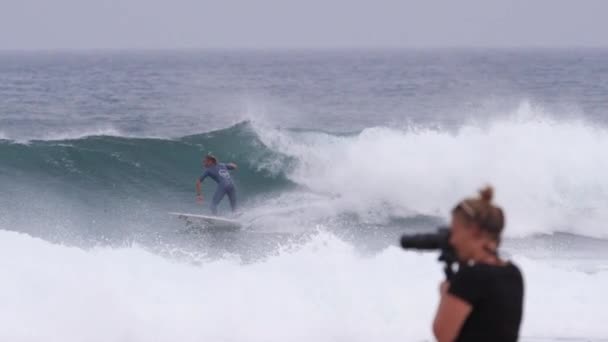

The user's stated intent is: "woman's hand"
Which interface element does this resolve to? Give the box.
[433,280,472,342]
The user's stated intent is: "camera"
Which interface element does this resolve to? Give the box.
[400,227,459,279]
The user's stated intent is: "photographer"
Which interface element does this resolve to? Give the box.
[432,186,524,342]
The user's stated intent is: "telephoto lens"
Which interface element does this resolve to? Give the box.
[400,227,451,250]
[400,227,458,279]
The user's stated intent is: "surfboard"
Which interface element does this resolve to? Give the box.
[168,212,242,229]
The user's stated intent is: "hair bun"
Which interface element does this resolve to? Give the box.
[479,186,494,203]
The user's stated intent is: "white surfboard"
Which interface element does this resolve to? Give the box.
[169,212,242,229]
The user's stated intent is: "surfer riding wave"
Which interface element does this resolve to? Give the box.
[195,153,238,215]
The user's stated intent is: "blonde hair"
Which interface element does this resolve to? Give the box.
[452,186,505,243]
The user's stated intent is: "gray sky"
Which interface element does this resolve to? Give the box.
[1,0,607,50]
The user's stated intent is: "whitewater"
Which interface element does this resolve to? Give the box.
[0,228,606,342]
[1,49,608,341]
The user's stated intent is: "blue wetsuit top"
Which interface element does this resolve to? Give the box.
[199,163,235,188]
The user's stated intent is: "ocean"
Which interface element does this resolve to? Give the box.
[1,49,607,341]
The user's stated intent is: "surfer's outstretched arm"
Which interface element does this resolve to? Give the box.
[196,179,204,203]
[196,171,209,198]
[227,163,237,170]
[196,180,202,196]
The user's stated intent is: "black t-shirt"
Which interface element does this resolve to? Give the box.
[448,262,524,342]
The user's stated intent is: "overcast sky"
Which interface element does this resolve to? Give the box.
[1,0,607,50]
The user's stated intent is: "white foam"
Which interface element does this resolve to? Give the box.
[254,103,608,238]
[34,127,126,141]
[0,229,605,341]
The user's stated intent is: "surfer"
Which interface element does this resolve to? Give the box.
[195,153,238,215]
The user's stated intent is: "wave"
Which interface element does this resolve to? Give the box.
[0,122,298,243]
[0,122,294,199]
[0,229,605,342]
[2,103,608,239]
[254,103,608,238]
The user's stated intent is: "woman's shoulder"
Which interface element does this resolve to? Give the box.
[451,261,523,299]
[458,260,522,280]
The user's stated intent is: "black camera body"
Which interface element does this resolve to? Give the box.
[400,227,459,279]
